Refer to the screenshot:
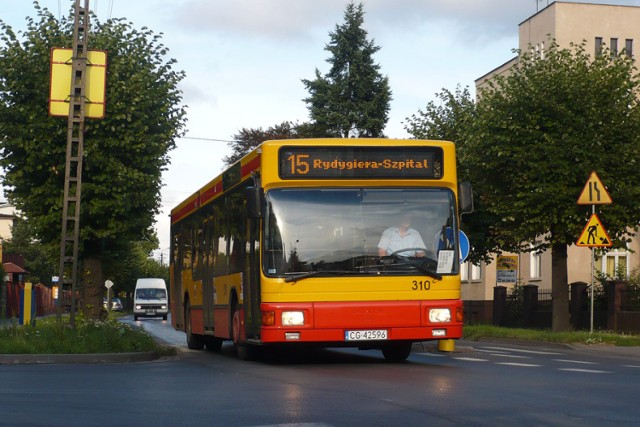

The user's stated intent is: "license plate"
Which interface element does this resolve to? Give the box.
[344,329,388,341]
[145,310,156,315]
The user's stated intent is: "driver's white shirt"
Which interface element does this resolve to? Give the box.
[377,227,426,256]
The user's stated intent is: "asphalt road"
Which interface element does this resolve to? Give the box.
[1,316,639,426]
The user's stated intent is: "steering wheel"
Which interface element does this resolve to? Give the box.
[389,247,429,258]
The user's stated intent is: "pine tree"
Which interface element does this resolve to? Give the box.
[302,2,391,138]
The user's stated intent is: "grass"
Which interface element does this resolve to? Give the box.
[5,315,638,354]
[0,314,175,355]
[464,324,640,347]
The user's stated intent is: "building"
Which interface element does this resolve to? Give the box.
[0,202,16,241]
[464,1,640,302]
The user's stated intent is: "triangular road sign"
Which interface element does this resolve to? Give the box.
[577,171,612,205]
[576,213,612,247]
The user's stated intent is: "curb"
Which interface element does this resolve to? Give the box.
[0,351,160,365]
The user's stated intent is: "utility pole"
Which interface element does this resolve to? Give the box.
[57,0,90,328]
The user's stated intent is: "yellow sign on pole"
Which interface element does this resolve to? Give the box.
[49,48,107,119]
[576,213,612,247]
[496,255,518,283]
[577,171,612,205]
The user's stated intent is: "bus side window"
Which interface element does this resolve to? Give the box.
[182,226,192,270]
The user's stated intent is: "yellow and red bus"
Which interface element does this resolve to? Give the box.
[170,138,473,361]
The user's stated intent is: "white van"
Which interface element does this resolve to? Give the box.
[133,278,168,321]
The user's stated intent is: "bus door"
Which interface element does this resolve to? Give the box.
[171,231,184,329]
[202,217,215,334]
[243,208,261,340]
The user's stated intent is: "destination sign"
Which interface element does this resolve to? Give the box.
[278,146,443,179]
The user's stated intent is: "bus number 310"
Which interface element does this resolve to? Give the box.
[411,280,431,291]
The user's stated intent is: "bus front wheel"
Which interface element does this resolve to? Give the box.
[231,299,258,360]
[381,342,412,362]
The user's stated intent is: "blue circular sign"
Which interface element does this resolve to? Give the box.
[459,230,470,263]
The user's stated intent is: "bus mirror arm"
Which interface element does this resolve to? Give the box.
[245,186,264,218]
[458,182,474,215]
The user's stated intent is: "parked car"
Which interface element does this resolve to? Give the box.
[103,297,124,311]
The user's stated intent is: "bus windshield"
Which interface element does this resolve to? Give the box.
[263,188,459,278]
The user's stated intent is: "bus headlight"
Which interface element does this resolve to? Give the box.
[282,311,305,326]
[429,308,451,323]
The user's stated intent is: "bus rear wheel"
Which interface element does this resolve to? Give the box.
[186,300,205,350]
[381,342,412,362]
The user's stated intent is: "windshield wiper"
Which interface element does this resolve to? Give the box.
[284,270,356,283]
[376,255,443,280]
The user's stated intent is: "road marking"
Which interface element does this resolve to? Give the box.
[415,352,445,357]
[558,368,611,374]
[481,346,563,355]
[495,362,540,367]
[553,359,597,365]
[492,354,531,359]
[475,348,509,354]
[454,357,489,362]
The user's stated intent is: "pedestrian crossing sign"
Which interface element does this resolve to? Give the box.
[576,213,612,247]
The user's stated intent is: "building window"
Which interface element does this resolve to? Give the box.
[540,41,545,59]
[599,248,629,279]
[530,249,542,279]
[595,37,603,56]
[625,39,633,57]
[610,38,618,56]
[471,263,481,281]
[461,261,481,282]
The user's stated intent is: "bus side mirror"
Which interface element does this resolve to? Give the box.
[459,182,474,214]
[245,186,264,218]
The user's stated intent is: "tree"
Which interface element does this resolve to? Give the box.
[403,86,497,266]
[466,42,640,331]
[2,216,57,285]
[302,2,391,138]
[103,240,168,307]
[404,85,476,143]
[0,3,186,319]
[223,121,301,167]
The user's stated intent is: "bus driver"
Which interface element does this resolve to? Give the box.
[377,213,427,257]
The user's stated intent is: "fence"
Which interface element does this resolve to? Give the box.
[2,281,58,319]
[463,280,640,333]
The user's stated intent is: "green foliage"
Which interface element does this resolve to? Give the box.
[2,216,57,285]
[405,41,640,331]
[302,2,391,138]
[0,3,186,318]
[0,315,166,354]
[224,121,302,167]
[404,85,476,143]
[464,324,640,346]
[468,41,640,255]
[403,86,496,264]
[102,239,168,299]
[0,3,186,252]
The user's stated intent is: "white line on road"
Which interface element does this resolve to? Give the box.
[492,354,531,359]
[481,346,564,355]
[553,359,598,365]
[558,368,611,374]
[495,362,541,367]
[454,357,490,362]
[475,349,509,354]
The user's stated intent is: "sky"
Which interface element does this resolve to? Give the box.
[2,0,640,263]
